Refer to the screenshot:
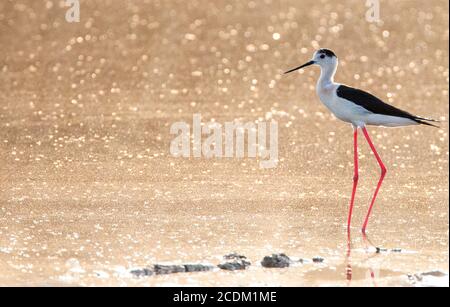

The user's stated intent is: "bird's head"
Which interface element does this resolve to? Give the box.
[284,48,338,74]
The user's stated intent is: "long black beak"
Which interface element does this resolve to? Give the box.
[284,60,315,74]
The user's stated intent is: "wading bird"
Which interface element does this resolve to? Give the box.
[285,49,438,234]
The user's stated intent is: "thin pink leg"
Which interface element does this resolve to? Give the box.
[347,128,359,236]
[361,127,387,233]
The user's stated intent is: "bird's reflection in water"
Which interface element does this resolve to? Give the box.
[345,236,352,285]
[345,233,378,287]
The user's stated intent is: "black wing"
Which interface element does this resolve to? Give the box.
[336,85,438,127]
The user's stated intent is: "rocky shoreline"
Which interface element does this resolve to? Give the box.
[128,252,448,287]
[130,253,325,277]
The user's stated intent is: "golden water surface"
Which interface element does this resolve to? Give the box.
[0,0,448,286]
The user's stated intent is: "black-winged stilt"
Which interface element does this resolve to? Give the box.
[285,48,439,235]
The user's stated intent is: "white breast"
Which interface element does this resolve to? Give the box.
[316,82,371,126]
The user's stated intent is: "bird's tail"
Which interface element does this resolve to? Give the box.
[413,116,441,128]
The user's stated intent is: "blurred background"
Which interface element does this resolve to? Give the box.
[0,0,448,286]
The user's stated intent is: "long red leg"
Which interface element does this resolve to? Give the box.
[347,128,359,236]
[361,127,387,233]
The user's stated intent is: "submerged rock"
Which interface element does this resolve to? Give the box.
[218,254,251,271]
[153,264,186,275]
[376,247,403,253]
[312,256,324,263]
[130,268,153,277]
[132,263,215,277]
[223,253,247,260]
[375,247,388,253]
[184,264,216,272]
[407,271,449,287]
[261,253,291,268]
[420,271,447,277]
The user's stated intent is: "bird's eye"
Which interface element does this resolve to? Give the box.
[320,54,325,59]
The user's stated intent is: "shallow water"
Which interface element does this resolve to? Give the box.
[0,0,448,286]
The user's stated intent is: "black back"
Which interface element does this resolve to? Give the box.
[336,85,416,119]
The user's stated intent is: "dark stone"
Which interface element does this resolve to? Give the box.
[421,271,447,277]
[218,254,251,271]
[153,264,186,275]
[312,256,324,263]
[218,261,251,271]
[184,264,215,273]
[407,271,448,286]
[223,253,247,260]
[391,248,402,253]
[130,268,153,277]
[131,263,215,277]
[261,253,291,268]
[375,247,388,253]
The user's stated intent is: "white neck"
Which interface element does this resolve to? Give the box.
[318,62,337,88]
